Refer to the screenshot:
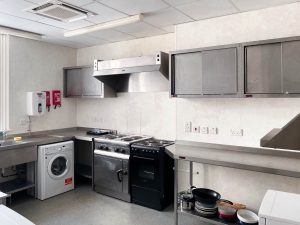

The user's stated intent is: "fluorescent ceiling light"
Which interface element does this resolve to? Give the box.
[64,14,143,37]
[67,14,88,22]
[0,26,43,41]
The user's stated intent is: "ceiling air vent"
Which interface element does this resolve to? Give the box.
[26,1,95,22]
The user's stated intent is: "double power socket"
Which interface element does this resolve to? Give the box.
[185,122,218,135]
[185,122,244,136]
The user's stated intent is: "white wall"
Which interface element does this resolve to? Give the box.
[176,3,300,147]
[9,36,77,133]
[176,2,300,212]
[76,33,176,140]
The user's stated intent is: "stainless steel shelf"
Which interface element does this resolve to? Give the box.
[0,179,35,194]
[178,209,238,225]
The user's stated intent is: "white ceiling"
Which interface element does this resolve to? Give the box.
[0,0,298,48]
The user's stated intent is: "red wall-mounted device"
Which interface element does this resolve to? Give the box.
[52,90,61,109]
[43,91,51,111]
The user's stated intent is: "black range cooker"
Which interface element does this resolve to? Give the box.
[130,138,174,211]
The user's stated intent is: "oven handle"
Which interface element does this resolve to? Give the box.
[117,169,123,182]
[94,149,129,160]
[132,155,155,161]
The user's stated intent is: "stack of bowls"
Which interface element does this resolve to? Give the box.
[192,188,221,218]
[217,200,237,222]
[237,209,259,225]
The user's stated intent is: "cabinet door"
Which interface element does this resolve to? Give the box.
[173,52,203,95]
[245,43,282,94]
[282,41,300,94]
[66,69,82,96]
[202,48,237,95]
[81,67,103,96]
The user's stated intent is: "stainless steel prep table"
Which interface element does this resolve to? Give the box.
[166,141,300,225]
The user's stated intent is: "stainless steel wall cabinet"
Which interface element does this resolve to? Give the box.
[63,65,116,98]
[171,36,300,98]
[170,44,242,98]
[244,37,300,97]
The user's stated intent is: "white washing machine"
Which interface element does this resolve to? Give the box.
[37,141,74,200]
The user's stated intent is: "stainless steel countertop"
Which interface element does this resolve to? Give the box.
[0,128,100,151]
[166,140,300,178]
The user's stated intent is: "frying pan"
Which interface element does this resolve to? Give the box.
[192,188,221,204]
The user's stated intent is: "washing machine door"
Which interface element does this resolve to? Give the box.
[48,154,70,179]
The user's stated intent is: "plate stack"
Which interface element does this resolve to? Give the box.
[192,188,221,218]
[194,201,218,217]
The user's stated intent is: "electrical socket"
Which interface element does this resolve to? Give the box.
[230,129,244,136]
[192,126,200,133]
[185,122,192,133]
[209,127,218,135]
[201,126,209,134]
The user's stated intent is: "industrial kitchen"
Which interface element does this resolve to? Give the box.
[0,1,300,225]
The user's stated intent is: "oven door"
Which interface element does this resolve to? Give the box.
[131,154,160,191]
[94,150,128,193]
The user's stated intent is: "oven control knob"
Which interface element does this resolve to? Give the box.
[121,149,126,154]
[104,147,109,150]
[99,146,103,149]
[115,148,120,153]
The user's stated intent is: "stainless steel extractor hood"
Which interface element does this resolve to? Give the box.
[93,52,169,92]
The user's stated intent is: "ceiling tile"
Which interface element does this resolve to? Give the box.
[62,0,95,6]
[38,18,94,30]
[231,0,297,11]
[115,21,167,38]
[64,34,108,46]
[97,0,169,15]
[42,36,89,48]
[0,12,32,28]
[143,7,193,28]
[162,25,175,32]
[0,0,44,21]
[163,0,197,6]
[82,2,126,23]
[175,0,239,20]
[25,0,94,5]
[21,21,65,36]
[89,29,135,42]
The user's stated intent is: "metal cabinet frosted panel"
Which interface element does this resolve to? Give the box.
[173,52,203,95]
[282,41,300,94]
[245,43,282,94]
[202,48,238,95]
[66,68,82,96]
[81,67,103,96]
[64,66,103,97]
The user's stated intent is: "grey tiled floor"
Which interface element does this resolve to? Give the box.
[11,184,174,225]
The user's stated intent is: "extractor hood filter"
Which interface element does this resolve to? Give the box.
[26,1,95,22]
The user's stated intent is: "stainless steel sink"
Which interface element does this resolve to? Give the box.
[0,140,26,147]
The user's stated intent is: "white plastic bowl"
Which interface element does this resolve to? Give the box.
[237,209,258,224]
